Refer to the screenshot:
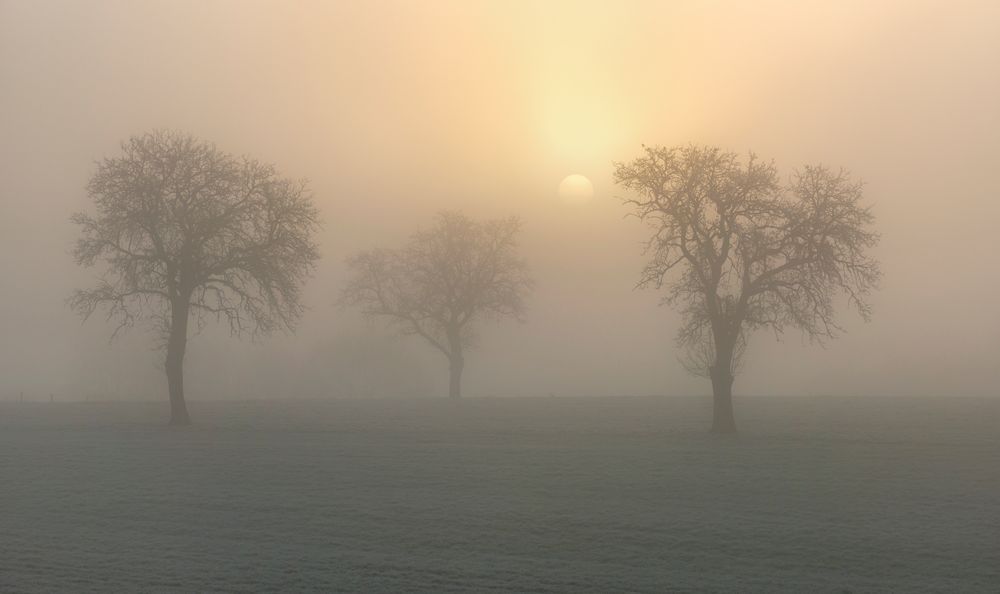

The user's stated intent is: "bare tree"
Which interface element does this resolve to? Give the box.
[71,131,320,425]
[341,212,532,398]
[615,145,880,433]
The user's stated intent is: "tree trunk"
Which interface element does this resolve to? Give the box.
[709,333,736,434]
[165,298,191,425]
[445,324,465,399]
[709,364,736,434]
[448,355,464,399]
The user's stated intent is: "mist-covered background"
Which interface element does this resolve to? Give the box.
[1,0,998,402]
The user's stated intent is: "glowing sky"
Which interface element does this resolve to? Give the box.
[1,0,999,400]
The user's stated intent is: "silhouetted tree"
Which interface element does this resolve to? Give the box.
[71,131,320,424]
[341,212,532,398]
[615,145,880,433]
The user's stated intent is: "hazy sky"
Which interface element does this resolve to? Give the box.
[1,0,998,401]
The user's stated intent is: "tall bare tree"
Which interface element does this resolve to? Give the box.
[341,212,532,398]
[615,145,880,433]
[71,131,320,424]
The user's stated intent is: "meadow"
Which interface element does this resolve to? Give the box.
[2,396,997,592]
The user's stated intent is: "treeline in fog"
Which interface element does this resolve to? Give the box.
[70,131,879,432]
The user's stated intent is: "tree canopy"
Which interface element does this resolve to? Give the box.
[72,130,320,422]
[615,144,880,432]
[341,211,532,397]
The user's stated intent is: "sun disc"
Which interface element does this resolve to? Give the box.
[558,174,594,204]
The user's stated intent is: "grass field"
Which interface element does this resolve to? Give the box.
[1,396,998,592]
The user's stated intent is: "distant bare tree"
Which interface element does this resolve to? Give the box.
[615,145,880,433]
[341,212,532,398]
[71,131,320,424]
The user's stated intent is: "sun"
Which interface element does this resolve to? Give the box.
[557,174,594,204]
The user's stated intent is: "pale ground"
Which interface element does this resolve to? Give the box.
[1,396,998,592]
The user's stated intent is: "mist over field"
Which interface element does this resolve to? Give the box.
[2,1,999,592]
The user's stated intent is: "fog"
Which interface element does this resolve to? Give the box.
[2,0,999,402]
